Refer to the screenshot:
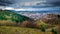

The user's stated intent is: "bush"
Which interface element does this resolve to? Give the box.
[40,20,46,32]
[0,15,7,20]
[41,24,46,32]
[51,28,57,34]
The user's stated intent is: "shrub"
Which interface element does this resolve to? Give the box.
[51,28,57,34]
[40,20,46,32]
[41,24,46,32]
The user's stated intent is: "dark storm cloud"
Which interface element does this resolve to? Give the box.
[46,0,60,6]
[36,0,60,7]
[0,0,60,8]
[0,0,15,6]
[51,2,60,6]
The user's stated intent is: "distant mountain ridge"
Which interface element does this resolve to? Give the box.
[14,11,60,20]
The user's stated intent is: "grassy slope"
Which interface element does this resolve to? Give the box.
[0,10,32,23]
[0,26,52,34]
[0,10,59,34]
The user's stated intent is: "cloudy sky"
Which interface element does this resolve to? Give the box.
[0,0,60,11]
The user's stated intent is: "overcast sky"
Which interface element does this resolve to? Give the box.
[0,0,60,11]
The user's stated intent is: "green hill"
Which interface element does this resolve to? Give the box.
[0,10,34,26]
[0,10,32,22]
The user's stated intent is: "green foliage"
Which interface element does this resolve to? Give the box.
[51,28,57,34]
[0,10,32,23]
[40,24,46,32]
[0,15,7,20]
[35,20,46,32]
[40,20,46,32]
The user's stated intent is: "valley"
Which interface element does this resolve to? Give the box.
[0,10,60,34]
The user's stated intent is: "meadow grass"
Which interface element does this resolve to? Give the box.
[0,26,53,34]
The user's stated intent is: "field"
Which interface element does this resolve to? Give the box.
[0,26,53,34]
[0,20,59,34]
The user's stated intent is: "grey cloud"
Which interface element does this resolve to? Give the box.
[46,0,60,6]
[36,0,60,7]
[0,0,60,8]
[0,0,15,6]
[50,2,60,6]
